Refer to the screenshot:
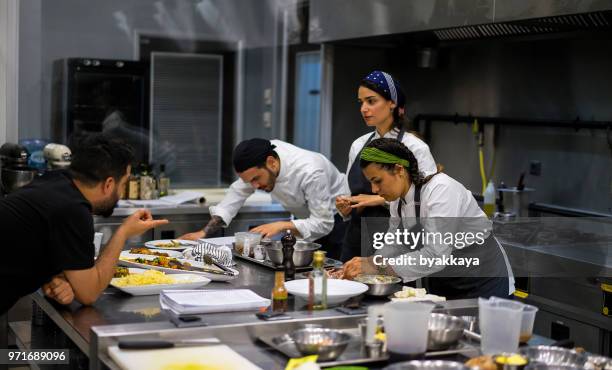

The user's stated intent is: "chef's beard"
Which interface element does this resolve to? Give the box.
[94,189,120,217]
[263,166,277,192]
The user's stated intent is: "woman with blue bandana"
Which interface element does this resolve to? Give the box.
[335,70,438,261]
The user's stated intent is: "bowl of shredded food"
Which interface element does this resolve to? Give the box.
[354,274,402,296]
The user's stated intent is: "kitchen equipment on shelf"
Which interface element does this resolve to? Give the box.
[0,142,36,194]
[0,142,29,167]
[0,167,36,194]
[43,143,71,169]
[20,139,48,169]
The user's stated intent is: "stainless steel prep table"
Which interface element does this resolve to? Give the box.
[495,218,612,354]
[26,256,481,369]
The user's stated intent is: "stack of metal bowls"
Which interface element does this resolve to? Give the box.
[427,313,467,351]
[520,346,588,368]
[291,327,351,361]
[384,360,469,370]
[263,240,321,267]
[353,274,402,296]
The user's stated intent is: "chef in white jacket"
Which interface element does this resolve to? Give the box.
[180,138,348,259]
[342,138,515,299]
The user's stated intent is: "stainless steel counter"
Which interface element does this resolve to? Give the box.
[25,218,612,367]
[28,257,481,369]
[105,203,286,217]
[94,203,291,249]
[92,299,482,370]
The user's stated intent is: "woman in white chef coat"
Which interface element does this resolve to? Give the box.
[343,138,515,299]
[336,70,438,261]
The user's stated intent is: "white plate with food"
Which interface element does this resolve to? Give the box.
[118,252,239,282]
[127,246,183,258]
[285,278,368,305]
[144,239,199,251]
[110,268,210,296]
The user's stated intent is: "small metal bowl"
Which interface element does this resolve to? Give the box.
[520,346,588,368]
[384,360,470,370]
[291,327,351,361]
[427,313,467,351]
[353,274,402,296]
[264,240,321,267]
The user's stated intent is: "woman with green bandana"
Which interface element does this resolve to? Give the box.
[343,138,514,299]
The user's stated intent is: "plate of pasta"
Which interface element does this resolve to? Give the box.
[110,268,211,296]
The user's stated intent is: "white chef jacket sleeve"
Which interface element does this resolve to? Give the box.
[377,182,461,282]
[291,170,335,241]
[401,135,438,177]
[208,179,255,227]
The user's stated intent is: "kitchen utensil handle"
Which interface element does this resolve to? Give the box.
[118,340,174,350]
[463,329,481,342]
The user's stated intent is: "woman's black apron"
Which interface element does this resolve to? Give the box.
[399,180,512,300]
[340,129,406,262]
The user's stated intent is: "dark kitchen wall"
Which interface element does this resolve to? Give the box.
[18,0,280,145]
[330,36,612,213]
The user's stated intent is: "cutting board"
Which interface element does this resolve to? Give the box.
[108,344,262,370]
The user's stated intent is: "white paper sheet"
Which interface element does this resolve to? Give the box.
[160,289,271,314]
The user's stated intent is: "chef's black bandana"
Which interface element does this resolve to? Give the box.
[232,138,277,173]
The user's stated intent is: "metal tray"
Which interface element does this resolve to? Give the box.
[258,327,478,368]
[233,252,342,272]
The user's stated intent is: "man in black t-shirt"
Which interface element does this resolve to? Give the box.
[0,134,168,314]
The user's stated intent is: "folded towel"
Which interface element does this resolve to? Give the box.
[184,241,233,267]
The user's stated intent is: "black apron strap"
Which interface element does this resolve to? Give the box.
[397,182,423,223]
[397,126,406,143]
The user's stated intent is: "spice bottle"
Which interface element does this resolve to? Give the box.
[271,271,288,313]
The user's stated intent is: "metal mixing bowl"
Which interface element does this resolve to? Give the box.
[384,360,470,370]
[291,327,351,361]
[264,240,321,267]
[520,346,588,368]
[353,274,402,296]
[427,313,467,351]
[1,166,35,193]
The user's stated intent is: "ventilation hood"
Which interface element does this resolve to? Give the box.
[309,0,612,43]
